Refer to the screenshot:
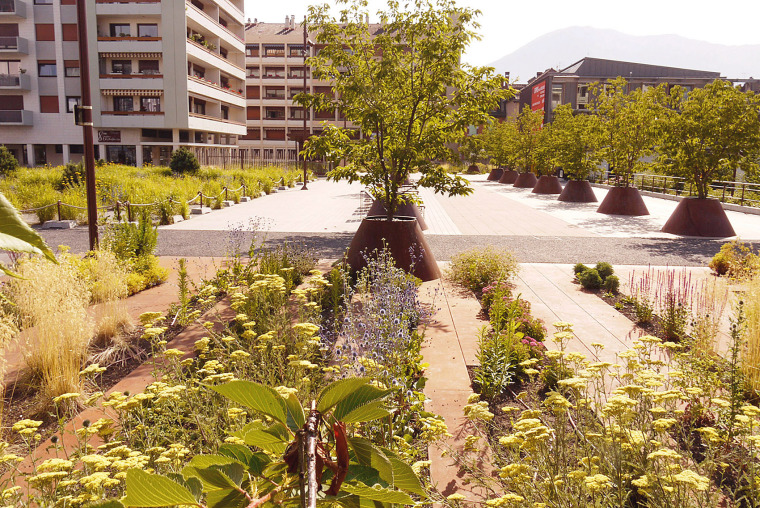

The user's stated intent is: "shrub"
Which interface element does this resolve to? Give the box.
[169,147,200,175]
[0,145,18,176]
[709,239,759,279]
[447,246,519,295]
[595,261,614,280]
[258,242,318,287]
[603,274,620,293]
[578,268,602,290]
[60,162,84,188]
[481,280,514,312]
[573,263,589,275]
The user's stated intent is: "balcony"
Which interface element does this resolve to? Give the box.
[187,75,245,106]
[186,39,245,79]
[186,1,243,51]
[188,112,246,135]
[0,109,32,125]
[0,0,26,18]
[97,36,162,53]
[95,0,160,15]
[0,36,28,54]
[0,73,30,89]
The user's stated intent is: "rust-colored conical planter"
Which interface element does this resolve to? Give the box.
[499,170,518,184]
[558,180,597,202]
[367,199,428,230]
[532,175,563,194]
[661,198,736,237]
[467,164,480,174]
[346,216,440,281]
[487,168,504,181]
[513,172,538,188]
[597,186,649,216]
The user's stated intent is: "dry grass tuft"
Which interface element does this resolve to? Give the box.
[743,276,760,391]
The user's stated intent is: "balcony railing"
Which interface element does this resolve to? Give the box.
[0,73,19,86]
[0,0,25,16]
[0,36,27,52]
[0,109,32,124]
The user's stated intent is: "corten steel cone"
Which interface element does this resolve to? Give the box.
[499,169,518,184]
[558,180,598,203]
[367,199,428,230]
[467,164,480,174]
[597,186,650,216]
[487,168,504,181]
[661,198,736,237]
[513,172,538,188]
[346,216,440,281]
[531,175,563,194]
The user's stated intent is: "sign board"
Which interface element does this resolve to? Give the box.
[98,130,121,143]
[531,81,546,112]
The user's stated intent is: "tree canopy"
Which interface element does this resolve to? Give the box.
[512,106,548,175]
[548,104,602,181]
[658,79,760,199]
[298,0,511,219]
[481,120,518,169]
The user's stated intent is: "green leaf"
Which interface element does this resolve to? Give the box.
[381,449,425,496]
[348,437,393,485]
[167,473,202,501]
[0,191,57,277]
[206,488,248,508]
[340,482,415,505]
[341,401,391,424]
[219,444,271,476]
[85,502,125,508]
[186,454,242,469]
[283,392,305,430]
[333,384,390,422]
[121,469,199,507]
[231,421,288,455]
[211,381,288,426]
[317,377,371,413]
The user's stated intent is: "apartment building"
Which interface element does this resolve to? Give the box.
[0,0,246,167]
[240,18,379,161]
[516,57,722,123]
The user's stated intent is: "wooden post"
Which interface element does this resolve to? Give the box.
[57,200,62,221]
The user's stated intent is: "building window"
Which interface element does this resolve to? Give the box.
[113,96,134,112]
[221,105,229,120]
[38,63,56,77]
[140,97,160,112]
[69,144,84,154]
[0,60,20,74]
[64,62,80,77]
[191,100,205,115]
[111,60,131,74]
[219,47,228,59]
[109,24,131,37]
[137,24,158,38]
[62,24,78,41]
[39,95,59,113]
[190,64,205,79]
[263,44,284,57]
[577,84,588,110]
[35,24,55,41]
[246,67,260,78]
[34,0,53,4]
[138,60,159,74]
[551,84,563,111]
[106,145,136,166]
[245,44,258,57]
[66,96,80,113]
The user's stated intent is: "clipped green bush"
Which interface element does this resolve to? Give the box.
[596,261,614,280]
[0,145,18,176]
[603,274,620,293]
[169,147,200,175]
[60,162,84,189]
[573,263,589,275]
[578,268,602,290]
[447,246,519,295]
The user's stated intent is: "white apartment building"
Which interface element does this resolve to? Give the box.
[0,0,246,167]
[240,18,376,161]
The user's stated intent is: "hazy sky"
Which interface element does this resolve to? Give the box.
[243,0,760,66]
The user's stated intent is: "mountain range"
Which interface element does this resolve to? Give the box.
[488,27,760,83]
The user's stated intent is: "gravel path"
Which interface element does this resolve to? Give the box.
[37,227,753,266]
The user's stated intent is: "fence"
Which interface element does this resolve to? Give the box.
[20,184,255,224]
[192,152,333,175]
[588,172,760,209]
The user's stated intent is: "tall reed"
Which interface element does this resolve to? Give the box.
[690,277,729,356]
[743,276,760,391]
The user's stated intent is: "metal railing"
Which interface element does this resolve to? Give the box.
[599,173,760,209]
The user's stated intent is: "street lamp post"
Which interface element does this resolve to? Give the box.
[75,0,98,249]
[301,16,308,190]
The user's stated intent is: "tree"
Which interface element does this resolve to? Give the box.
[590,77,666,186]
[549,104,602,180]
[658,79,760,198]
[169,147,200,175]
[512,106,547,174]
[298,0,510,220]
[482,120,519,169]
[0,145,18,176]
[459,134,485,168]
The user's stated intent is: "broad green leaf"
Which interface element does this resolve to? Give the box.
[344,464,384,487]
[211,381,287,426]
[121,469,198,507]
[283,392,305,430]
[317,377,370,413]
[186,454,241,469]
[0,191,56,277]
[167,473,202,501]
[182,464,243,492]
[219,444,271,476]
[333,384,390,422]
[206,488,248,508]
[341,400,391,424]
[381,449,425,496]
[231,421,288,455]
[86,502,125,508]
[348,437,393,485]
[341,482,415,505]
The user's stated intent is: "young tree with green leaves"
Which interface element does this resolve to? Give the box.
[513,106,546,174]
[658,79,760,198]
[549,104,602,180]
[298,0,510,221]
[590,77,666,186]
[482,120,519,169]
